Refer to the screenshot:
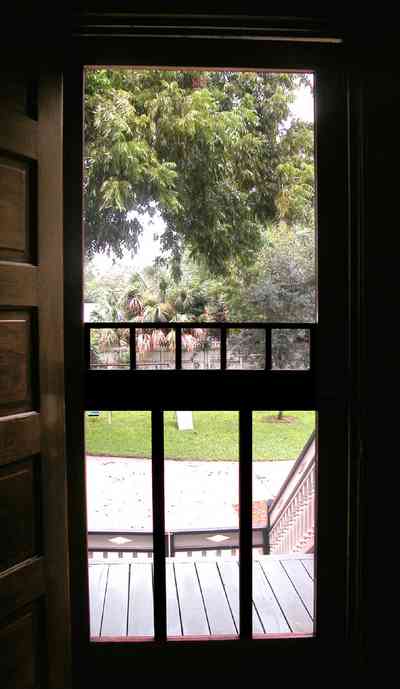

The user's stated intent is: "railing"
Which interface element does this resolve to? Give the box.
[87,433,316,560]
[267,432,316,554]
[87,526,268,560]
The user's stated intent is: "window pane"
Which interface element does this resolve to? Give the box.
[164,411,239,637]
[85,411,154,638]
[252,411,316,636]
[271,329,310,370]
[227,329,265,370]
[90,328,130,369]
[136,328,175,369]
[181,328,221,370]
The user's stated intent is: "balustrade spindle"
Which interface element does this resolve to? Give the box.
[268,442,316,554]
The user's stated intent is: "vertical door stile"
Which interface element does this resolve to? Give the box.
[175,325,182,370]
[220,327,227,370]
[152,409,167,640]
[265,327,272,371]
[38,67,71,688]
[239,409,253,639]
[129,324,136,371]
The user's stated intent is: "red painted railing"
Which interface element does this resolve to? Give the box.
[267,432,315,554]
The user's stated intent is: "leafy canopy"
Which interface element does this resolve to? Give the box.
[84,69,313,277]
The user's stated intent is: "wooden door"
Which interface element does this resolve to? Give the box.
[0,66,70,688]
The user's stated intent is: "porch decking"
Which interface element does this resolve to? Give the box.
[89,555,314,637]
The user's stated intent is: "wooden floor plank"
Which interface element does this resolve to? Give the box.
[166,562,182,637]
[88,564,108,636]
[88,556,315,638]
[101,564,129,636]
[196,560,264,634]
[128,563,154,636]
[259,558,313,633]
[281,558,314,618]
[253,561,290,634]
[174,562,209,636]
[252,605,264,634]
[301,558,314,580]
[196,562,236,635]
[217,561,240,631]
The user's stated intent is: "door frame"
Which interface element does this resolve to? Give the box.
[63,35,362,680]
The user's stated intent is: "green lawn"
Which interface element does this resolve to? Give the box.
[85,410,315,461]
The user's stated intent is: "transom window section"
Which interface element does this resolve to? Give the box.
[86,322,314,372]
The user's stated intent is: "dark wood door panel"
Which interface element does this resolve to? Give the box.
[0,412,40,468]
[0,155,36,263]
[0,606,42,689]
[0,160,26,256]
[0,310,34,417]
[0,263,38,307]
[0,67,70,688]
[0,558,45,622]
[0,458,39,572]
[0,69,36,119]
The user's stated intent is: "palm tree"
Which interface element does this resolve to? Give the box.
[89,283,129,367]
[123,272,146,320]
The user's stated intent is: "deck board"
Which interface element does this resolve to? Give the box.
[101,563,129,636]
[89,556,314,638]
[166,561,182,636]
[253,560,290,633]
[196,561,236,635]
[280,558,314,617]
[88,564,108,636]
[259,558,313,633]
[174,562,209,636]
[217,561,264,634]
[301,557,314,580]
[217,561,240,632]
[128,562,154,636]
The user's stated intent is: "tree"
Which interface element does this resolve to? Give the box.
[123,272,146,318]
[84,69,309,277]
[84,68,316,372]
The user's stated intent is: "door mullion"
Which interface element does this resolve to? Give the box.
[239,409,253,639]
[152,409,167,640]
[129,325,136,370]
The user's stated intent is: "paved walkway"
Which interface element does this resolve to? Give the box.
[86,457,294,531]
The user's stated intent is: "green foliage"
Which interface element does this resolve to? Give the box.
[84,69,313,276]
[85,69,315,338]
[245,222,315,322]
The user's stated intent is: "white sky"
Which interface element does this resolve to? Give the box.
[291,84,314,122]
[88,84,314,275]
[88,210,163,275]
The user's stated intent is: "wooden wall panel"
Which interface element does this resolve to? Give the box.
[0,311,33,416]
[0,156,31,262]
[0,609,38,689]
[0,459,37,572]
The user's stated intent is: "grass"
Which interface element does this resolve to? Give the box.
[85,410,315,461]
